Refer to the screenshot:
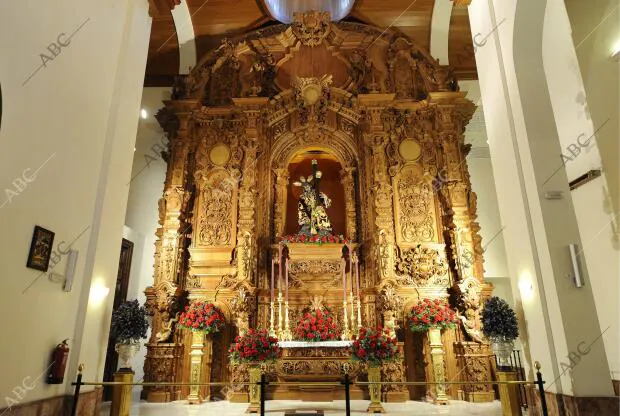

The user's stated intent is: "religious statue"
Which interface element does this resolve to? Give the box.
[293,160,333,235]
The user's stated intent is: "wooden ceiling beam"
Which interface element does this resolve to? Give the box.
[148,0,181,18]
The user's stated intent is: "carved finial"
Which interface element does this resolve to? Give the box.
[291,11,331,47]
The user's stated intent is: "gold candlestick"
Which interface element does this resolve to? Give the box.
[269,301,276,337]
[277,291,284,338]
[282,301,292,341]
[348,291,356,334]
[342,300,351,340]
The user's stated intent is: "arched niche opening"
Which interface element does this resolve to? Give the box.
[285,149,347,236]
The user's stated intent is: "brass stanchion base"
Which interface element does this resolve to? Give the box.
[367,402,385,413]
[497,370,521,416]
[245,403,261,413]
[111,370,134,416]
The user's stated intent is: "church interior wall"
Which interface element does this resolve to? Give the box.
[542,0,619,383]
[0,0,151,410]
[123,86,172,401]
[471,0,615,399]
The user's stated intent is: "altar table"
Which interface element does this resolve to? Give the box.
[270,340,364,402]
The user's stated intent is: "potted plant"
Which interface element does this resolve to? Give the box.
[481,296,519,369]
[407,298,459,333]
[351,327,399,413]
[178,301,226,403]
[407,298,458,404]
[229,329,280,412]
[177,300,226,334]
[110,299,149,370]
[295,308,341,341]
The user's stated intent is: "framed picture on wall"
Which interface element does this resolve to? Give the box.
[26,226,55,272]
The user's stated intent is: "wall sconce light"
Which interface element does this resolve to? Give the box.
[518,276,534,299]
[611,41,620,61]
[89,281,110,304]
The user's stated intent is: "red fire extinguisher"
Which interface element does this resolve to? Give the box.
[47,339,70,384]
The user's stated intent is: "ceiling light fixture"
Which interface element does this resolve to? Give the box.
[140,109,148,119]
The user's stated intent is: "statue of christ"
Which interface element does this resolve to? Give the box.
[293,159,333,236]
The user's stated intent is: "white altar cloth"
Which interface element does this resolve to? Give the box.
[278,340,353,348]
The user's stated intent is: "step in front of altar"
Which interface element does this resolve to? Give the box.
[271,341,364,402]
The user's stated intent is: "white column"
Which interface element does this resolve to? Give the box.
[469,0,614,397]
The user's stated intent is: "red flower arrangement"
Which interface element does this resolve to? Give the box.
[178,301,226,334]
[228,329,280,363]
[407,298,458,332]
[280,233,347,245]
[351,327,399,366]
[295,308,342,341]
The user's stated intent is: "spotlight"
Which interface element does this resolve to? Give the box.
[140,109,148,119]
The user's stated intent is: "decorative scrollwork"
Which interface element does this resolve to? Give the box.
[291,11,331,47]
[394,245,449,287]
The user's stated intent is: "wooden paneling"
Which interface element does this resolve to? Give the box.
[144,0,478,82]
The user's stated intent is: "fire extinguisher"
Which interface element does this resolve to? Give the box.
[47,339,70,384]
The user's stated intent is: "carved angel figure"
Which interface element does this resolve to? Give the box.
[293,160,333,236]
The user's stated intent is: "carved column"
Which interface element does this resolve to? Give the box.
[340,167,358,241]
[145,109,192,402]
[273,168,289,239]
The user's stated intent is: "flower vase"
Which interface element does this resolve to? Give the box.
[187,331,205,404]
[428,327,448,405]
[367,364,385,413]
[247,365,262,413]
[491,338,514,370]
[115,341,140,370]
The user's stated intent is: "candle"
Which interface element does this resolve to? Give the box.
[342,259,347,299]
[278,245,283,294]
[355,255,360,299]
[348,246,353,295]
[285,258,289,302]
[271,258,275,303]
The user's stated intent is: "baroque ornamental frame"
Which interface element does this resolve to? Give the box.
[144,10,495,404]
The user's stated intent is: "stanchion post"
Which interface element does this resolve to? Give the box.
[259,373,266,416]
[343,373,351,416]
[70,364,84,416]
[535,362,548,416]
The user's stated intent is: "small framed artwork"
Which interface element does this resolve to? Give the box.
[26,226,55,272]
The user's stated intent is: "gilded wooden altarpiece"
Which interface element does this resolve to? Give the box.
[144,11,495,404]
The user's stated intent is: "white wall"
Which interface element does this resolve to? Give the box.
[122,87,171,400]
[469,0,613,396]
[563,0,620,381]
[0,0,151,406]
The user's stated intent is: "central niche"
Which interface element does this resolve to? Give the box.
[285,150,346,237]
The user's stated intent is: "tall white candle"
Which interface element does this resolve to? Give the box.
[342,259,347,299]
[285,258,289,302]
[271,258,275,303]
[278,245,283,294]
[355,255,360,299]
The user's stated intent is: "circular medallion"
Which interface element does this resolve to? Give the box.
[209,143,231,166]
[399,139,421,161]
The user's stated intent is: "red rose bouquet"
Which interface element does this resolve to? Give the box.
[228,329,280,363]
[295,308,342,341]
[351,327,399,365]
[178,301,226,334]
[407,298,458,332]
[280,233,347,245]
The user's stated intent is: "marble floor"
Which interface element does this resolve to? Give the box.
[101,399,503,415]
